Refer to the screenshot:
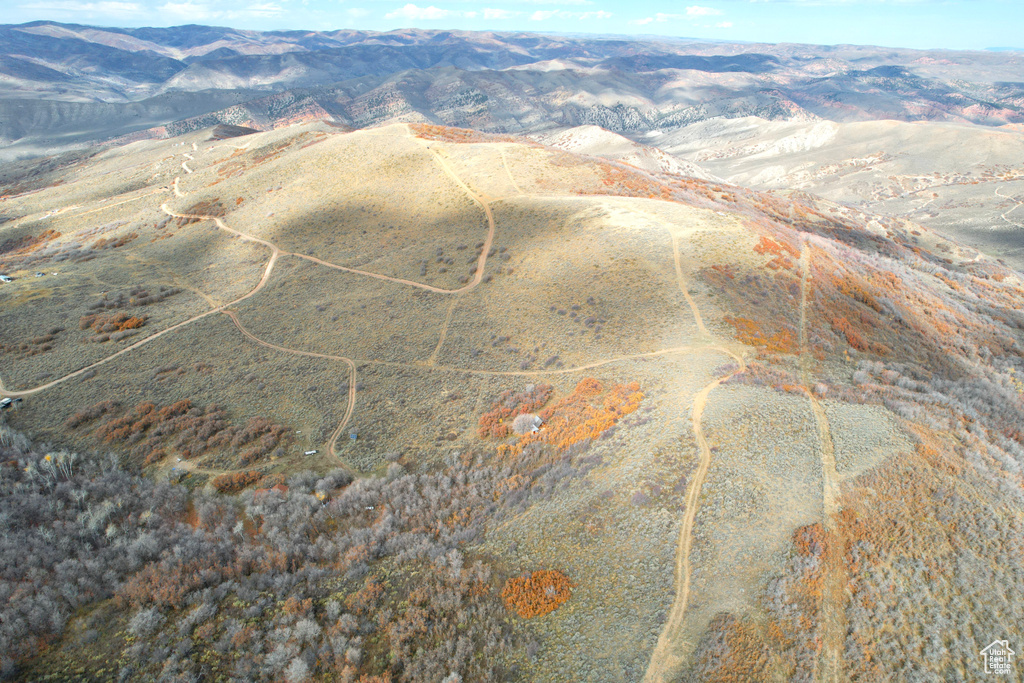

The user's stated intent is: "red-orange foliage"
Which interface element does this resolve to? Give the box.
[70,398,290,468]
[212,470,264,494]
[346,578,385,615]
[501,570,573,618]
[79,311,148,334]
[691,613,772,682]
[724,316,797,354]
[830,316,869,352]
[711,264,736,279]
[478,384,553,438]
[92,232,138,250]
[753,235,798,271]
[836,277,883,312]
[495,378,644,461]
[536,378,642,450]
[0,229,60,259]
[409,123,530,145]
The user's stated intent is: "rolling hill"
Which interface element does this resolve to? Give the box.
[1,120,1022,681]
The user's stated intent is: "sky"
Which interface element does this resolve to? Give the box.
[6,0,1024,50]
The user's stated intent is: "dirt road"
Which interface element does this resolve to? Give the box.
[642,353,746,683]
[799,241,846,683]
[222,311,357,463]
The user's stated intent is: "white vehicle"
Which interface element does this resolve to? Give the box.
[304,449,318,455]
[0,398,11,410]
[0,275,12,283]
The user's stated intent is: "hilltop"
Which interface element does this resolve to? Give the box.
[2,22,1022,269]
[1,121,1023,681]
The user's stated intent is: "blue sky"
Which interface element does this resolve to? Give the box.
[8,0,1024,50]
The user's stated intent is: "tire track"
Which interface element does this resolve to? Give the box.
[995,186,1024,228]
[499,146,524,195]
[643,345,746,683]
[222,310,357,465]
[642,206,747,683]
[427,296,459,365]
[799,241,846,683]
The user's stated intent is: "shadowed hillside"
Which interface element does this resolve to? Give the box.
[1,121,1022,681]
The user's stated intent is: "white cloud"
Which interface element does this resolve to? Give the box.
[483,7,519,19]
[686,5,722,16]
[159,1,213,18]
[245,2,284,16]
[530,8,610,20]
[385,3,451,19]
[630,7,728,25]
[18,0,142,13]
[347,7,369,17]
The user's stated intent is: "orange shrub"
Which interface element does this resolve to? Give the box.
[724,316,797,354]
[79,311,148,334]
[501,570,573,618]
[478,384,553,438]
[409,123,529,145]
[211,470,264,494]
[528,378,644,452]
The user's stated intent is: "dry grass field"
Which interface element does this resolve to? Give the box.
[2,120,1023,682]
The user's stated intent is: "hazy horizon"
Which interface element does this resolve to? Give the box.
[6,0,1024,51]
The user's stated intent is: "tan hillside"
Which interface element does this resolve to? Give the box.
[1,121,1023,682]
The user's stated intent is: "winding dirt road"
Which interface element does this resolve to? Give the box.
[995,186,1023,229]
[642,207,747,683]
[799,242,846,683]
[499,146,524,196]
[642,353,746,683]
[222,310,357,464]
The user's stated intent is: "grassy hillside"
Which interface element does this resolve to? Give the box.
[1,121,1022,681]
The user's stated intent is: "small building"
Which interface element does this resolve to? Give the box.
[349,429,358,442]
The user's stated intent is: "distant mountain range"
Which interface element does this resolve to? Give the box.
[1,21,1023,159]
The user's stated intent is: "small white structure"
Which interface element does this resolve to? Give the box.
[304,449,318,456]
[0,275,12,283]
[511,413,543,435]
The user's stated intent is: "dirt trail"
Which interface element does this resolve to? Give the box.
[58,188,169,220]
[995,186,1024,228]
[0,218,280,398]
[799,242,846,683]
[181,161,193,174]
[642,349,746,683]
[631,206,709,338]
[161,150,497,296]
[427,297,459,365]
[641,203,749,682]
[499,146,524,195]
[173,177,185,198]
[222,311,357,463]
